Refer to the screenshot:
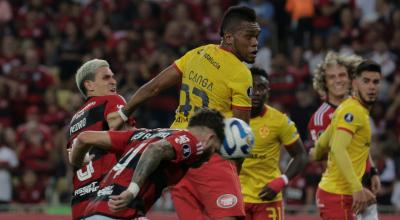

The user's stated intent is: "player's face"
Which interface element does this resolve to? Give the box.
[87,67,117,96]
[325,64,350,99]
[231,21,260,63]
[251,74,269,110]
[353,71,381,106]
[191,133,220,168]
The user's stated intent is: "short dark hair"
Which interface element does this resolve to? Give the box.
[219,6,256,37]
[355,60,381,77]
[188,108,225,143]
[250,67,269,81]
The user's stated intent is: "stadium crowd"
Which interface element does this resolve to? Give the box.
[0,0,399,214]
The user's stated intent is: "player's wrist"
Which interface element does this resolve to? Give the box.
[370,167,379,176]
[118,106,129,122]
[281,174,289,185]
[127,182,140,198]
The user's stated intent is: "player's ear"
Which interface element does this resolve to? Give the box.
[84,80,95,92]
[224,32,234,45]
[203,133,215,150]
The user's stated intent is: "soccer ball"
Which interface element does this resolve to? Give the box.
[220,118,254,159]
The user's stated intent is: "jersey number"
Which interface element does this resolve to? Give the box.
[178,83,209,116]
[77,161,94,181]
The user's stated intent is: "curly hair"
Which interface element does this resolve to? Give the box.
[188,108,225,143]
[313,51,363,94]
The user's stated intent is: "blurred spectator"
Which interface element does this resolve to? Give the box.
[241,0,275,48]
[57,21,85,81]
[304,35,326,74]
[376,144,397,205]
[13,169,46,211]
[286,0,314,46]
[0,125,18,211]
[16,106,54,178]
[287,46,310,84]
[14,47,56,106]
[269,53,297,109]
[289,83,318,141]
[339,6,361,46]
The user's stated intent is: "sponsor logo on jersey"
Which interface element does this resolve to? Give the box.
[175,135,190,144]
[182,144,191,158]
[74,181,99,197]
[247,86,253,97]
[216,194,238,208]
[97,185,114,197]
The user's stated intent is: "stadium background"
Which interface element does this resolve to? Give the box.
[0,0,399,219]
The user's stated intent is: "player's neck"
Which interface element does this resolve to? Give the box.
[327,94,347,106]
[251,105,266,118]
[219,43,236,56]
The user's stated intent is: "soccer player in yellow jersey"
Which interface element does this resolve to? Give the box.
[240,67,308,220]
[312,60,381,220]
[107,5,260,220]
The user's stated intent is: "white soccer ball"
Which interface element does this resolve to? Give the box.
[220,117,254,159]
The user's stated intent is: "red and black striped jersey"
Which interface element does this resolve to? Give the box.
[68,95,126,220]
[308,102,336,142]
[84,128,204,219]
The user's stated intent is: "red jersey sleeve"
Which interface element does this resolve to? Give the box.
[104,95,127,117]
[108,130,134,156]
[164,130,201,164]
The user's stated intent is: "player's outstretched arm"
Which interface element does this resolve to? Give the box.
[107,65,181,130]
[258,140,308,201]
[69,131,112,167]
[108,140,176,212]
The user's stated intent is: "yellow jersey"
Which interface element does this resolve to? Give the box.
[240,105,300,203]
[319,97,371,195]
[170,44,252,128]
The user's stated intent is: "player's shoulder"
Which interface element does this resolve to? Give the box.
[309,102,335,126]
[92,94,126,104]
[265,105,290,124]
[336,98,363,115]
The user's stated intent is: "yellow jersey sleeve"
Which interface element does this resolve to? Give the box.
[279,116,300,146]
[228,68,252,110]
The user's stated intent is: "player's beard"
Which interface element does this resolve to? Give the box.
[359,92,377,106]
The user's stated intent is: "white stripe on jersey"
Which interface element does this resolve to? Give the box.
[314,103,330,126]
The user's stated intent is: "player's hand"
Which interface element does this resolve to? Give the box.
[352,188,376,214]
[108,190,134,212]
[309,147,318,161]
[259,176,287,201]
[107,111,125,130]
[370,175,381,195]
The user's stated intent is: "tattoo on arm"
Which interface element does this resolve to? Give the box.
[131,140,176,187]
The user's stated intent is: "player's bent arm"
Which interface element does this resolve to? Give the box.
[311,124,333,161]
[284,139,308,179]
[331,129,363,192]
[107,140,177,212]
[69,131,112,167]
[131,139,176,188]
[123,65,181,116]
